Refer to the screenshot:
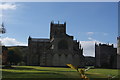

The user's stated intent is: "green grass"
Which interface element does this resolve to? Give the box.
[2,66,80,78]
[85,69,119,78]
[1,66,119,79]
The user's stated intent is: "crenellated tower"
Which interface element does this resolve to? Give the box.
[50,21,66,39]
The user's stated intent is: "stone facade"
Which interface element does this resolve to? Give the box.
[117,36,120,69]
[27,22,85,67]
[85,56,95,66]
[95,43,117,69]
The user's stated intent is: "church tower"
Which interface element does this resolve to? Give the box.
[50,21,66,39]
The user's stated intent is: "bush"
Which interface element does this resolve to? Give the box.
[2,64,13,69]
[17,62,26,66]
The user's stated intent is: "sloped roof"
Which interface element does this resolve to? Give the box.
[31,38,50,42]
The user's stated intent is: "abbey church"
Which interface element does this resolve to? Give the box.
[27,22,85,67]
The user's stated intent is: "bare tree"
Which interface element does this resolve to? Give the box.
[0,23,6,34]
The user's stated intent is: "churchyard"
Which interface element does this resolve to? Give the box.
[1,66,119,80]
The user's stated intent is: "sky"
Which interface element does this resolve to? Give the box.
[0,2,118,57]
[2,0,120,2]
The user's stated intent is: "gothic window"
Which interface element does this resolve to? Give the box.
[58,40,68,49]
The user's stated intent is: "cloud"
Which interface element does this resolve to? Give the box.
[103,33,108,36]
[81,37,101,57]
[0,37,27,46]
[0,14,2,17]
[81,41,95,57]
[86,32,94,36]
[86,32,109,37]
[88,37,101,43]
[82,37,99,57]
[88,37,116,47]
[0,3,17,10]
[81,37,117,57]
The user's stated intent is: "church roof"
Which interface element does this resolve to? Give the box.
[31,38,50,42]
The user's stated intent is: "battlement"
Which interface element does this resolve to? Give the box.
[50,21,66,39]
[50,21,66,26]
[95,43,114,48]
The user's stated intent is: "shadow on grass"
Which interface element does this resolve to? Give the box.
[7,66,74,72]
[10,67,35,70]
[1,78,119,80]
[2,70,67,78]
[35,69,75,72]
[2,78,80,80]
[2,71,120,80]
[2,70,58,74]
[2,66,119,80]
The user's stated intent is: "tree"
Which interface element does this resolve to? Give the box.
[7,47,22,65]
[0,23,6,34]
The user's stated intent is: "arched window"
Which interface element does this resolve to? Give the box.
[58,40,68,49]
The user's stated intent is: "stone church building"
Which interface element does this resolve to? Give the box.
[95,43,117,69]
[27,22,85,67]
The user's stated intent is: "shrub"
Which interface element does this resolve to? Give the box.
[17,62,26,66]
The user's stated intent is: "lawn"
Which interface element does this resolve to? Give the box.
[1,66,119,80]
